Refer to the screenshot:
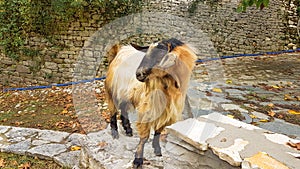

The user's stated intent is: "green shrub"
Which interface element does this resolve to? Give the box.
[0,0,142,60]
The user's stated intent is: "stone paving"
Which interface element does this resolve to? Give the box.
[190,53,300,139]
[0,125,83,168]
[0,53,299,168]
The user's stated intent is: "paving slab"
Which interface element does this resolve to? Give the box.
[36,130,70,143]
[27,143,67,160]
[0,126,83,168]
[166,113,300,169]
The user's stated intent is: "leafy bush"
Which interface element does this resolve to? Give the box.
[0,0,142,60]
[237,0,270,12]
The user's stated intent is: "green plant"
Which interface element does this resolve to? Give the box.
[237,0,270,12]
[296,0,300,17]
[0,0,30,60]
[44,72,53,79]
[0,0,142,60]
[22,48,41,57]
[188,0,220,14]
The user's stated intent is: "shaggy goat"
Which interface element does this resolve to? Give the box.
[105,38,196,168]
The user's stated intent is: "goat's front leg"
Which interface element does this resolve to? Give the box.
[152,131,162,156]
[134,123,150,168]
[110,113,119,139]
[133,137,148,168]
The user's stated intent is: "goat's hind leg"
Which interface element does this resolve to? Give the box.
[110,113,119,139]
[120,102,133,136]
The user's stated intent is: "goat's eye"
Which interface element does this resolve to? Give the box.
[164,84,168,90]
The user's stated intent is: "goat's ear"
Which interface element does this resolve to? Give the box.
[130,43,149,52]
[173,75,180,89]
[158,53,177,69]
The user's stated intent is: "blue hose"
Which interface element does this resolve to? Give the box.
[3,48,300,92]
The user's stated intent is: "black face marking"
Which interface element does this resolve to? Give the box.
[160,38,184,52]
[136,38,184,82]
[131,43,149,52]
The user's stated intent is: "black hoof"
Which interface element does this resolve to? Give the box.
[125,128,133,137]
[154,149,162,156]
[111,129,119,139]
[133,158,143,169]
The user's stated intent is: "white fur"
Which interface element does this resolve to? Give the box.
[110,45,144,106]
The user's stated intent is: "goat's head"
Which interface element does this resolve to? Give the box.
[135,38,196,90]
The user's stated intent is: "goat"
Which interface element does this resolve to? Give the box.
[105,38,197,168]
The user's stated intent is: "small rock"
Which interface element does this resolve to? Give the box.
[36,130,70,143]
[5,139,32,155]
[32,140,50,146]
[251,111,269,120]
[15,103,21,108]
[27,143,67,159]
[54,151,81,168]
[221,104,248,113]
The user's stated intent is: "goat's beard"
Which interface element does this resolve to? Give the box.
[137,88,167,124]
[136,75,183,125]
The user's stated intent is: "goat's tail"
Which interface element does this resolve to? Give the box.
[106,43,121,64]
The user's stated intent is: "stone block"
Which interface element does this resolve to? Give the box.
[45,62,58,70]
[16,65,30,73]
[36,130,70,143]
[166,118,225,151]
[27,143,67,160]
[242,152,289,169]
[5,139,32,155]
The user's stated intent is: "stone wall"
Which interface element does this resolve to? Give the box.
[0,0,299,87]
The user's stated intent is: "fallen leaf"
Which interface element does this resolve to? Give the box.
[0,158,5,167]
[288,110,300,115]
[65,103,73,109]
[227,114,234,119]
[18,162,31,169]
[267,103,274,108]
[259,119,269,123]
[98,141,108,148]
[15,121,24,126]
[60,109,68,115]
[212,88,222,93]
[249,114,257,119]
[268,111,276,117]
[12,160,18,166]
[287,141,300,150]
[284,94,293,101]
[272,85,280,89]
[277,114,284,119]
[226,79,232,84]
[70,145,81,151]
[205,91,213,96]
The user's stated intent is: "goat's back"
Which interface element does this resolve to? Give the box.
[106,45,144,106]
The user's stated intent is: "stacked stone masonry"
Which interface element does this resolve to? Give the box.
[0,0,299,87]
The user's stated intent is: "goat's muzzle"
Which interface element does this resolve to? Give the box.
[136,67,150,82]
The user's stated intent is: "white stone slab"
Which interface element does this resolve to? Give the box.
[27,143,67,160]
[201,112,261,130]
[211,138,249,166]
[166,118,224,150]
[264,133,299,145]
[36,130,70,143]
